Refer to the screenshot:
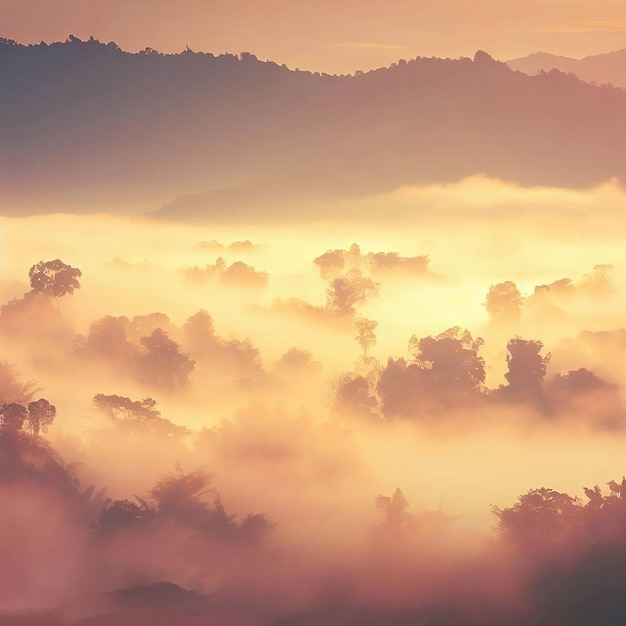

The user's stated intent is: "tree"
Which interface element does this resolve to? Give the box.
[326,268,379,317]
[28,259,82,298]
[219,261,269,288]
[354,317,377,365]
[376,488,411,532]
[238,512,275,544]
[150,470,215,530]
[346,243,363,269]
[182,309,217,356]
[578,264,614,295]
[215,256,227,275]
[374,488,451,544]
[377,357,418,418]
[376,328,486,419]
[82,315,134,361]
[313,249,346,279]
[504,338,551,399]
[93,394,188,439]
[0,402,27,432]
[135,328,195,388]
[334,375,379,419]
[97,499,153,534]
[409,327,486,394]
[485,281,523,321]
[26,398,56,436]
[493,487,581,551]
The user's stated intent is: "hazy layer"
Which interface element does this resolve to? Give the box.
[1,176,625,621]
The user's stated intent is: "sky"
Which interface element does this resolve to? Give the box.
[2,0,626,74]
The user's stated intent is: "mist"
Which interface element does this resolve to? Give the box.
[1,176,626,624]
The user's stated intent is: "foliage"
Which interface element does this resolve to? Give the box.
[504,338,551,393]
[326,268,379,317]
[25,399,56,436]
[136,328,196,389]
[28,259,82,298]
[334,374,380,419]
[354,317,378,365]
[92,394,189,439]
[409,326,486,392]
[485,281,523,320]
[314,244,429,279]
[0,402,27,431]
[493,488,581,551]
[79,315,195,389]
[98,499,154,533]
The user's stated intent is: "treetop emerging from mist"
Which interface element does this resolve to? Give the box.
[0,397,56,436]
[28,259,82,298]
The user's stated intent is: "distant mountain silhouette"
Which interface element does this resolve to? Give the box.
[507,49,626,89]
[2,37,626,220]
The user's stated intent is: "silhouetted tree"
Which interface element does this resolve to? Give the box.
[80,315,134,361]
[377,328,486,419]
[273,348,320,379]
[503,338,551,401]
[376,488,411,532]
[313,249,346,279]
[128,312,174,342]
[148,470,274,543]
[334,375,379,419]
[409,327,486,394]
[0,412,77,492]
[0,290,69,338]
[326,268,379,317]
[219,261,269,288]
[135,328,195,388]
[366,251,430,275]
[93,394,189,439]
[373,488,451,546]
[237,512,275,544]
[493,487,581,552]
[578,264,614,295]
[545,368,624,425]
[354,317,377,365]
[150,470,213,521]
[0,402,27,432]
[181,309,217,357]
[97,499,153,534]
[485,281,523,321]
[26,398,56,436]
[28,259,82,298]
[377,357,419,418]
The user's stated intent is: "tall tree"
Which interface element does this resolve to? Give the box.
[26,398,56,436]
[485,281,524,321]
[326,268,379,317]
[504,338,551,397]
[93,393,189,439]
[354,317,378,365]
[409,326,486,393]
[0,402,27,432]
[28,259,82,298]
[135,328,195,388]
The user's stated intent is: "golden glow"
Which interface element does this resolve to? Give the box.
[1,0,626,73]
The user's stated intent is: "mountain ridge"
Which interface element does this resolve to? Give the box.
[2,36,626,221]
[507,48,626,89]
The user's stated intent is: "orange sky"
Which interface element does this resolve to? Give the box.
[2,0,626,73]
